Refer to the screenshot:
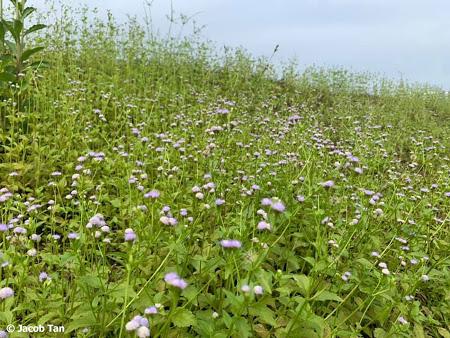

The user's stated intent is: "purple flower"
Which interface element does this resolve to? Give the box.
[215,198,225,206]
[13,227,27,235]
[144,190,160,198]
[180,209,188,216]
[68,232,79,240]
[320,180,335,188]
[164,272,188,289]
[220,239,242,248]
[0,287,14,299]
[124,228,137,242]
[0,224,8,232]
[39,272,50,282]
[144,306,158,315]
[271,200,285,213]
[257,221,271,231]
[125,315,149,335]
[87,214,106,228]
[261,198,272,206]
[160,216,178,226]
[296,195,305,202]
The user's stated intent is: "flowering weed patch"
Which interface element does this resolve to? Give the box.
[0,4,449,338]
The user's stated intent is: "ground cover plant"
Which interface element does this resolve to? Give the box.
[0,2,449,337]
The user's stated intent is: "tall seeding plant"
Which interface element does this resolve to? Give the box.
[0,0,46,97]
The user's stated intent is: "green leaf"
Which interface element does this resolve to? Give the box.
[22,6,36,19]
[37,312,58,325]
[0,23,5,42]
[66,316,98,333]
[5,40,16,53]
[171,308,197,327]
[249,304,277,327]
[374,328,387,338]
[438,328,450,338]
[293,274,312,297]
[77,275,104,289]
[21,46,45,61]
[0,310,13,324]
[413,325,425,338]
[109,282,137,300]
[110,198,121,208]
[0,72,15,82]
[312,290,342,302]
[11,19,23,42]
[25,23,46,36]
[234,317,252,338]
[28,60,50,69]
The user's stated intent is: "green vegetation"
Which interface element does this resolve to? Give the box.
[0,3,449,337]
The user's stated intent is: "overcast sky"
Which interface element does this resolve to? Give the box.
[32,0,450,89]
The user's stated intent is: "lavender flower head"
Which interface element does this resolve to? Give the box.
[144,306,158,315]
[144,190,160,199]
[257,221,271,231]
[39,272,51,282]
[270,200,286,213]
[220,239,242,248]
[68,232,79,240]
[261,198,272,206]
[124,228,137,242]
[125,315,150,337]
[0,287,14,299]
[215,198,225,206]
[320,180,335,188]
[164,272,188,289]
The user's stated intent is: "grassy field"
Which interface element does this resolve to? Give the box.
[0,4,449,338]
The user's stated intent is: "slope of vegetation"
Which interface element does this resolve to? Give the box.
[0,4,449,338]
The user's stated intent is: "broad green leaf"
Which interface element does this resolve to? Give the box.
[312,290,342,302]
[0,310,13,324]
[77,275,104,289]
[21,46,45,61]
[22,6,37,19]
[66,316,99,333]
[37,312,58,325]
[249,304,277,327]
[293,274,312,297]
[171,308,197,328]
[0,72,15,82]
[413,325,425,338]
[234,317,252,338]
[25,23,46,36]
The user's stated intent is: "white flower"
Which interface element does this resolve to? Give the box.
[421,274,429,282]
[398,316,408,325]
[253,285,263,295]
[241,284,251,293]
[136,326,150,338]
[125,320,140,331]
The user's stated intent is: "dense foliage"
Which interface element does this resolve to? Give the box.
[0,4,449,337]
